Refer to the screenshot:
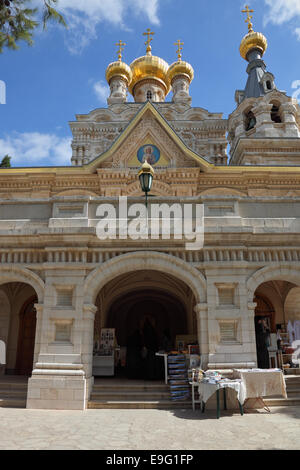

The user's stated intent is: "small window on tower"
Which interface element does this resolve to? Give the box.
[266,81,272,90]
[146,90,152,101]
[271,105,282,123]
[245,110,256,131]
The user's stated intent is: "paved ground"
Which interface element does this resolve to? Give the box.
[0,406,299,450]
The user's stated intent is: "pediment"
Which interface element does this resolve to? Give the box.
[86,103,211,173]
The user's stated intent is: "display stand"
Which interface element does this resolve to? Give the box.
[93,328,115,377]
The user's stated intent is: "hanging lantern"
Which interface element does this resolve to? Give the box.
[138,161,154,206]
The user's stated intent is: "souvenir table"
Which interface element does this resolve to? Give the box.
[197,379,244,419]
[232,368,287,411]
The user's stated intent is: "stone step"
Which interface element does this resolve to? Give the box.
[0,397,26,408]
[264,396,300,407]
[287,389,300,397]
[92,384,169,392]
[91,391,170,399]
[0,382,28,391]
[88,400,191,410]
[0,389,27,398]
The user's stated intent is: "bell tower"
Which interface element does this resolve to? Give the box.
[228,5,300,166]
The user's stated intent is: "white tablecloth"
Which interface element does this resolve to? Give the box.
[198,380,244,404]
[232,369,287,402]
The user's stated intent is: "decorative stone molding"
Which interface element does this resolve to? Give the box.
[84,251,207,304]
[0,266,45,302]
[247,265,300,304]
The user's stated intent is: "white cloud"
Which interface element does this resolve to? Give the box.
[264,0,300,40]
[0,132,72,167]
[35,0,161,54]
[93,80,109,104]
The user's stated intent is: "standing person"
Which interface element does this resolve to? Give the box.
[255,317,270,369]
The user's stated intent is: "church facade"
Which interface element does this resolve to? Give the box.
[1,16,300,410]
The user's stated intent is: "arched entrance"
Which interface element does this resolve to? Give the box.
[93,268,198,380]
[0,278,41,376]
[248,267,300,368]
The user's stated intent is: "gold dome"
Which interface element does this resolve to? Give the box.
[105,60,132,86]
[240,30,268,60]
[167,60,194,84]
[129,52,171,95]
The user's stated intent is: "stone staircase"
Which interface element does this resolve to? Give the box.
[0,377,28,408]
[88,380,191,409]
[264,373,300,407]
[88,372,300,410]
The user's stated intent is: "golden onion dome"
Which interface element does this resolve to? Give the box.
[240,31,268,61]
[105,60,132,86]
[167,60,194,84]
[129,51,171,95]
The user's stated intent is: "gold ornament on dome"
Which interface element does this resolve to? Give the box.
[167,39,194,84]
[105,40,132,85]
[129,29,171,95]
[239,5,268,60]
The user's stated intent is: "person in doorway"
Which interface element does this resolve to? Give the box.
[255,317,270,369]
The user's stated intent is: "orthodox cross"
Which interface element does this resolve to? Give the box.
[143,28,154,53]
[242,5,254,32]
[174,39,184,60]
[116,40,126,61]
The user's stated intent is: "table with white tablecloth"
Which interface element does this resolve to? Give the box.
[197,379,244,419]
[232,368,287,411]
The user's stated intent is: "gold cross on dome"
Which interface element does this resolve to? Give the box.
[143,28,154,52]
[174,39,184,60]
[116,40,126,61]
[242,5,254,32]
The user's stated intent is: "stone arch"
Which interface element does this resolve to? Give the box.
[0,267,44,303]
[84,251,207,305]
[247,264,300,304]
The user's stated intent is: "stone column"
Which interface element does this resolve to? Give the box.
[280,103,300,137]
[82,304,97,402]
[246,301,258,367]
[194,303,208,369]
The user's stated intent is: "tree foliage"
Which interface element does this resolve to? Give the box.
[0,155,12,167]
[0,0,66,53]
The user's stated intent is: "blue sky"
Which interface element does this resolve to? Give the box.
[1,0,300,167]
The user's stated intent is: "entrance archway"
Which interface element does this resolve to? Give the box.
[247,267,300,368]
[93,267,198,380]
[0,282,39,376]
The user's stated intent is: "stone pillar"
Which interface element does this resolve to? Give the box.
[26,274,91,410]
[194,303,208,369]
[82,304,97,402]
[252,102,277,137]
[107,77,127,105]
[280,103,300,137]
[171,75,192,105]
[246,301,258,367]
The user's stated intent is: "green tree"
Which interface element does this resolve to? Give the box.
[0,0,66,53]
[0,155,11,167]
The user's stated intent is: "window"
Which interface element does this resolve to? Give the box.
[266,81,272,91]
[146,90,152,101]
[271,105,282,123]
[245,110,256,131]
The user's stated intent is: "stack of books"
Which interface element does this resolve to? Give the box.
[167,354,190,401]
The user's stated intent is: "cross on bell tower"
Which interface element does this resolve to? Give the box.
[143,28,154,54]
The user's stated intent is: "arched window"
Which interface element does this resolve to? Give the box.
[146,90,152,101]
[245,110,256,131]
[266,81,272,91]
[271,104,282,123]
